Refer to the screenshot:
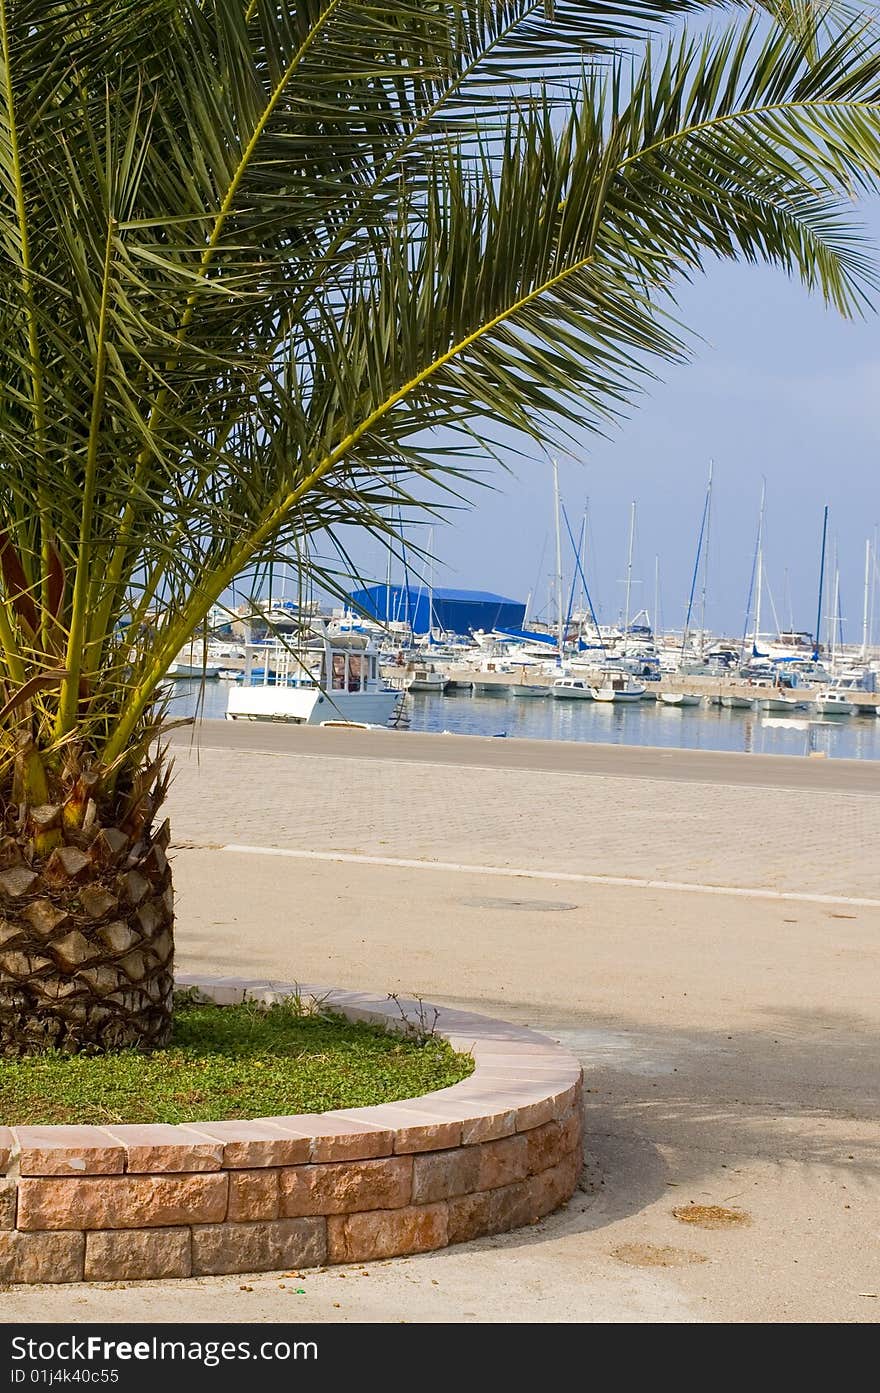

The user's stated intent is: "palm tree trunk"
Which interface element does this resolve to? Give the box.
[0,802,173,1056]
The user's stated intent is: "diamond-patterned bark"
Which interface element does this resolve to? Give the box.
[0,815,173,1055]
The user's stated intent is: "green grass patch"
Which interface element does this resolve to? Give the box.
[0,998,473,1125]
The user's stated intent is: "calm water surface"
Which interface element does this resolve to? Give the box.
[169,680,880,761]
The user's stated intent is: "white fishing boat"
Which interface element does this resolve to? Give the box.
[550,677,593,700]
[659,691,702,707]
[589,670,646,703]
[511,682,548,698]
[402,663,447,694]
[752,693,805,713]
[226,629,402,726]
[813,689,856,717]
[720,693,752,709]
[168,660,221,679]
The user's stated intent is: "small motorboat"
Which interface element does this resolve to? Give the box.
[813,689,856,717]
[590,671,646,703]
[550,678,593,700]
[659,691,702,707]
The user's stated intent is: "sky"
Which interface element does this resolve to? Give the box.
[341,202,880,645]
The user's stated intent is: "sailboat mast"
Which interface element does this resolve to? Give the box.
[813,506,828,662]
[427,526,435,641]
[871,524,879,653]
[753,479,766,656]
[830,552,840,668]
[697,460,713,654]
[653,555,660,639]
[553,458,564,661]
[862,537,871,660]
[623,500,635,649]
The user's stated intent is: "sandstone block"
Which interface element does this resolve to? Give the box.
[227,1169,280,1222]
[412,1147,481,1205]
[190,1121,310,1169]
[447,1180,533,1244]
[446,1188,493,1244]
[17,1173,228,1230]
[527,1150,581,1220]
[16,1126,125,1176]
[461,1110,517,1145]
[326,1107,461,1154]
[191,1218,326,1276]
[327,1203,447,1264]
[0,1230,84,1283]
[104,1124,223,1172]
[524,1118,568,1176]
[0,1178,16,1228]
[0,1127,14,1173]
[85,1227,191,1280]
[280,1156,411,1217]
[257,1115,393,1162]
[512,1095,557,1130]
[381,1094,516,1145]
[477,1133,529,1190]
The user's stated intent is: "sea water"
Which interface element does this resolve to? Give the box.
[168,680,880,761]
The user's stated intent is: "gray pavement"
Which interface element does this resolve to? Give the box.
[167,722,880,900]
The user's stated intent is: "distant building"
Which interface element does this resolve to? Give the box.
[349,585,525,636]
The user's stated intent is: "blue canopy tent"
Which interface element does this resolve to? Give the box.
[349,586,525,637]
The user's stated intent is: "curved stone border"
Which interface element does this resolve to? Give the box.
[0,977,583,1283]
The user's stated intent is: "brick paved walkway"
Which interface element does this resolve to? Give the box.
[167,745,880,899]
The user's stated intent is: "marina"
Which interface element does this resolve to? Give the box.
[170,677,880,760]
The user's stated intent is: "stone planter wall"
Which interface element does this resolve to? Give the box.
[0,978,583,1283]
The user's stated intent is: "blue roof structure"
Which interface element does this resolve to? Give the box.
[350,585,525,636]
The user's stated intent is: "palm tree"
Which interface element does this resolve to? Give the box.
[2,0,880,1054]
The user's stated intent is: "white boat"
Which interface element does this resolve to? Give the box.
[472,679,510,696]
[168,660,221,679]
[550,678,593,700]
[403,664,447,694]
[720,693,752,709]
[752,694,805,713]
[589,671,646,703]
[226,629,402,726]
[813,689,856,717]
[510,683,548,698]
[659,691,702,707]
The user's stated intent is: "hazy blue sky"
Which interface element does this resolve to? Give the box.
[346,201,880,644]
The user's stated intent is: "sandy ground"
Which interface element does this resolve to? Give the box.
[3,727,878,1323]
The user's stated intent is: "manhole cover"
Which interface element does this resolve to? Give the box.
[459,896,578,912]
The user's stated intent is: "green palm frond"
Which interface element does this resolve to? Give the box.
[1,0,880,797]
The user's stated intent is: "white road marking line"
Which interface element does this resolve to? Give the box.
[218,843,880,908]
